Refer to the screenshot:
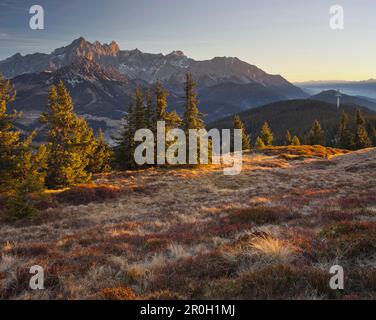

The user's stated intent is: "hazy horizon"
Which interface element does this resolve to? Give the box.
[0,0,375,82]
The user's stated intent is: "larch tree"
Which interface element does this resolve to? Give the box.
[291,135,301,146]
[285,130,292,146]
[255,137,265,149]
[308,120,325,146]
[354,109,372,149]
[260,122,273,146]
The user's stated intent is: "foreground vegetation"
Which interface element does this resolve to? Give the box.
[1,71,376,300]
[0,146,375,299]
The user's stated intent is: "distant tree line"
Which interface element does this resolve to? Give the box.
[231,109,375,150]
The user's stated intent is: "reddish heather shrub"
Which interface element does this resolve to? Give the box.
[100,287,138,300]
[147,290,183,300]
[346,268,376,297]
[239,264,334,299]
[319,209,358,222]
[319,221,376,260]
[10,243,49,257]
[152,251,238,295]
[56,184,121,205]
[228,206,298,225]
[339,195,376,210]
[320,221,376,238]
[1,266,61,299]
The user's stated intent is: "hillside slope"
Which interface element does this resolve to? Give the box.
[1,147,375,299]
[208,99,376,144]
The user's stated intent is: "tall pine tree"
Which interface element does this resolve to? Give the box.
[233,115,251,150]
[115,92,137,169]
[183,73,206,163]
[183,73,204,132]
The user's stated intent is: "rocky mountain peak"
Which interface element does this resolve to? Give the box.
[168,50,185,57]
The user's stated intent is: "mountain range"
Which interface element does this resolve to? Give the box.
[3,37,376,143]
[296,79,376,100]
[1,37,307,137]
[310,90,376,111]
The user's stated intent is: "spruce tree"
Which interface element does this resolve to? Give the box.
[354,109,371,149]
[338,111,353,149]
[88,129,112,173]
[260,122,273,146]
[371,124,376,147]
[0,75,45,192]
[233,115,251,150]
[182,73,206,163]
[0,75,20,190]
[154,81,181,131]
[145,89,153,129]
[114,94,137,169]
[308,120,325,146]
[5,174,44,220]
[150,82,182,164]
[154,82,167,125]
[285,130,292,146]
[134,86,146,131]
[183,73,204,132]
[40,81,96,188]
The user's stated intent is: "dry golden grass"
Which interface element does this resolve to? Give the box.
[249,234,299,262]
[0,146,376,299]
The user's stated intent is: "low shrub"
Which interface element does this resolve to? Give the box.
[56,184,121,205]
[239,264,334,299]
[228,206,298,225]
[319,221,376,260]
[100,287,138,300]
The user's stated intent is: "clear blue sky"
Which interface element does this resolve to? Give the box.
[0,0,375,81]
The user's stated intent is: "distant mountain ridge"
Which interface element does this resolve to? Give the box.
[0,37,305,100]
[310,90,376,111]
[1,37,309,138]
[297,80,376,100]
